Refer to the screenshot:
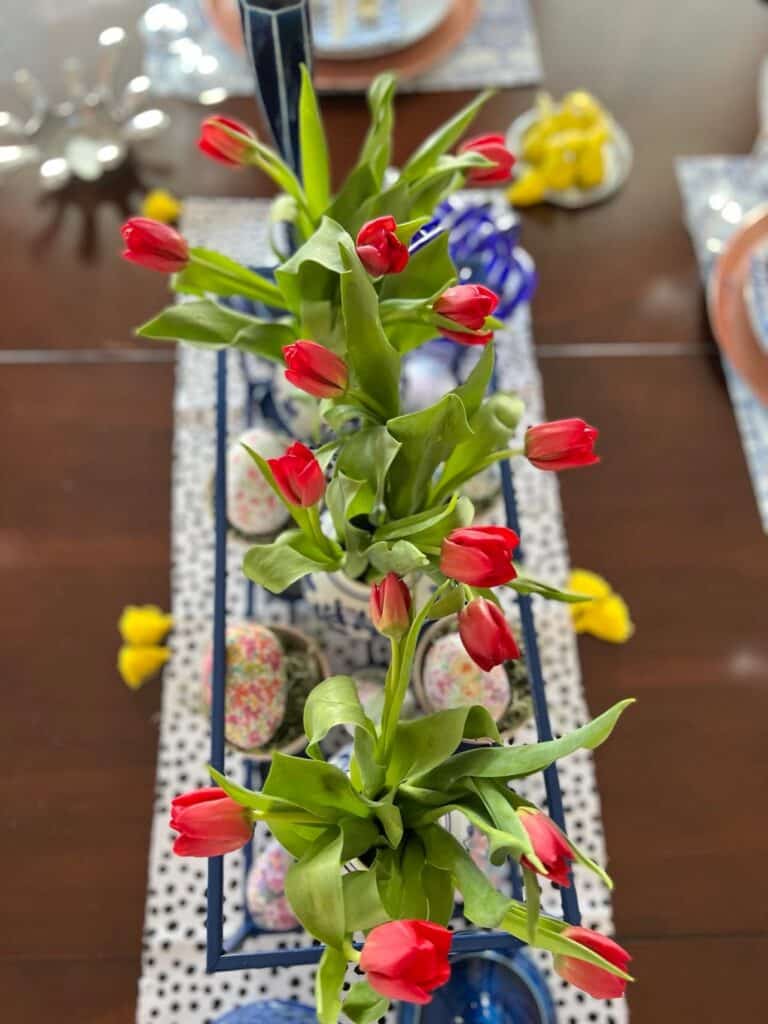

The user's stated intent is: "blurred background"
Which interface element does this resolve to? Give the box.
[1,1,767,1022]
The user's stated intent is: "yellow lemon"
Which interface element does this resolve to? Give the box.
[118,645,170,690]
[507,168,548,206]
[118,604,174,645]
[140,189,182,224]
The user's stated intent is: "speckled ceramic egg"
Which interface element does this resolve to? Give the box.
[227,426,292,538]
[422,632,510,722]
[246,839,298,932]
[402,349,458,412]
[201,622,287,750]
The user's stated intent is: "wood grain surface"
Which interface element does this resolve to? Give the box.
[1,1,766,1020]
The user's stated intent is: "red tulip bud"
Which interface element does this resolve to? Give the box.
[519,808,574,887]
[369,573,412,638]
[458,597,520,671]
[360,919,452,1005]
[198,115,257,166]
[554,926,632,999]
[355,215,410,276]
[434,284,499,345]
[440,526,519,587]
[121,217,189,273]
[170,787,252,857]
[268,442,325,507]
[283,340,349,399]
[525,419,600,471]
[459,133,516,184]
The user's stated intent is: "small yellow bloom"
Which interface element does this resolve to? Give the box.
[567,569,634,644]
[119,604,174,646]
[140,189,182,224]
[118,645,170,690]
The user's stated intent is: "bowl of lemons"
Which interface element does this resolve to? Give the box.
[506,90,632,209]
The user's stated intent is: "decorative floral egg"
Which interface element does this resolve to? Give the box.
[246,839,298,931]
[227,426,292,537]
[462,464,502,505]
[422,632,510,722]
[201,622,287,750]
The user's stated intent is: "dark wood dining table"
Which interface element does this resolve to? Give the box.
[2,1,767,1020]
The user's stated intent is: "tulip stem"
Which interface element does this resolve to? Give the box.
[342,939,361,963]
[379,580,452,761]
[430,447,524,505]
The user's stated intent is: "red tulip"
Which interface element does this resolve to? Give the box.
[283,340,348,399]
[525,419,600,471]
[268,442,325,507]
[360,920,452,1005]
[198,115,256,166]
[268,442,325,505]
[554,926,632,999]
[170,787,252,857]
[519,809,574,887]
[355,215,410,276]
[440,526,519,587]
[434,284,499,345]
[121,217,189,273]
[370,573,412,638]
[458,597,520,671]
[459,133,516,184]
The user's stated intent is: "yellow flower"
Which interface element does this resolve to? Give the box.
[118,645,170,690]
[140,189,182,224]
[118,604,174,645]
[567,569,634,644]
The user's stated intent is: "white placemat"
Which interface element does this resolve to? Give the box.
[677,156,768,533]
[140,0,542,98]
[136,197,627,1024]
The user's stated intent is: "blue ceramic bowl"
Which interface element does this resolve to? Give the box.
[213,999,316,1024]
[400,950,556,1024]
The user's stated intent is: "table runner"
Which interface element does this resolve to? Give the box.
[141,0,542,98]
[677,156,768,533]
[136,197,627,1024]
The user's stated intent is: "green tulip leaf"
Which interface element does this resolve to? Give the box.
[243,531,340,594]
[385,393,473,518]
[303,675,377,760]
[342,980,390,1024]
[367,539,429,576]
[419,824,509,928]
[175,249,285,306]
[400,89,493,182]
[263,752,373,821]
[422,863,455,926]
[385,705,500,787]
[339,246,401,420]
[285,827,345,948]
[356,72,397,187]
[299,64,331,219]
[343,869,390,933]
[507,575,593,604]
[316,945,348,1024]
[415,700,635,791]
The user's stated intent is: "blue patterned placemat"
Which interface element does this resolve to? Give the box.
[677,156,768,533]
[140,0,542,98]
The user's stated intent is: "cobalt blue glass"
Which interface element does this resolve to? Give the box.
[399,951,557,1024]
[237,0,313,173]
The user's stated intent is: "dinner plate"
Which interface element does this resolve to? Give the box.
[312,0,453,60]
[707,204,768,406]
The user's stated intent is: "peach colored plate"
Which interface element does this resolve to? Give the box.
[203,0,478,90]
[708,205,768,406]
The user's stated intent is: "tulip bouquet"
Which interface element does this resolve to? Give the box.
[124,70,633,1021]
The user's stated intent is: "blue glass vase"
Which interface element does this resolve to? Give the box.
[237,0,312,171]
